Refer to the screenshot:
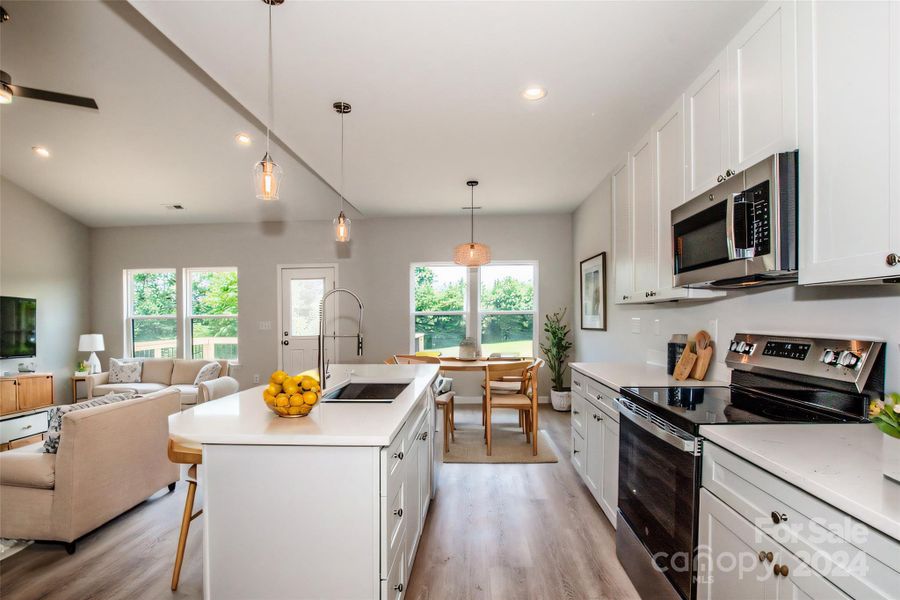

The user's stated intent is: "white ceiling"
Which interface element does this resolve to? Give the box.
[0,0,355,227]
[1,1,763,226]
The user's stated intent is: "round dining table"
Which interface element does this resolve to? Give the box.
[436,358,524,372]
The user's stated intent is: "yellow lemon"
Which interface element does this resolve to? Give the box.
[288,406,302,415]
[302,391,318,406]
[264,395,275,407]
[291,375,304,385]
[301,377,316,391]
[298,405,312,415]
[283,382,299,396]
[274,406,289,415]
[311,384,321,393]
[263,390,275,402]
[275,394,289,407]
[289,394,304,407]
[270,370,289,385]
[266,382,282,396]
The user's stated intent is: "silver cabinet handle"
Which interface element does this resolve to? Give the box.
[22,424,33,430]
[717,174,725,183]
[392,451,404,460]
[887,253,898,267]
[394,508,403,517]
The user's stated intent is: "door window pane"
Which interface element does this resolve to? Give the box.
[414,266,466,312]
[132,318,177,358]
[481,314,534,357]
[290,278,325,336]
[191,317,238,360]
[414,315,466,354]
[130,272,177,316]
[480,265,534,311]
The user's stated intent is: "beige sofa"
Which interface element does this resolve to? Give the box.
[87,358,230,406]
[0,388,180,551]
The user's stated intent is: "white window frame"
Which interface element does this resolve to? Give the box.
[124,268,178,359]
[409,262,471,354]
[477,261,539,357]
[185,267,239,363]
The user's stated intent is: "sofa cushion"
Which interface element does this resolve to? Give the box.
[173,385,199,405]
[93,382,167,396]
[0,443,56,489]
[141,359,175,384]
[109,358,141,383]
[43,392,135,454]
[172,360,216,385]
[193,362,222,385]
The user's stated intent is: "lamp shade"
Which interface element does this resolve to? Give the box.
[78,334,105,352]
[453,242,491,267]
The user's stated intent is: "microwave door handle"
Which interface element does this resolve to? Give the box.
[615,399,696,453]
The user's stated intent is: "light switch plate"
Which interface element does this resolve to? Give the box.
[259,321,272,331]
[653,319,661,336]
[631,318,641,334]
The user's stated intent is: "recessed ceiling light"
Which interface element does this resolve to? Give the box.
[32,146,50,158]
[522,86,547,101]
[234,133,252,145]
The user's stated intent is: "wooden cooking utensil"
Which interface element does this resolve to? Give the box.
[691,330,713,381]
[673,345,697,381]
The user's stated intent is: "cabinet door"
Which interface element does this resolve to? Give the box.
[404,430,421,576]
[773,544,851,600]
[798,0,900,284]
[0,380,16,415]
[584,406,604,501]
[631,132,658,297]
[572,429,586,477]
[17,376,52,411]
[697,489,774,600]
[612,161,634,303]
[728,1,797,172]
[598,414,619,526]
[686,52,730,198]
[417,424,430,535]
[654,96,686,294]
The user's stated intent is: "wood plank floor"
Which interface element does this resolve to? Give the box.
[0,406,638,600]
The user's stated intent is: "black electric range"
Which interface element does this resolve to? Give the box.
[614,333,885,600]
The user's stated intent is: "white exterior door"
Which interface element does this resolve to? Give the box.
[279,266,335,375]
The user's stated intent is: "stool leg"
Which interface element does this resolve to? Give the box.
[443,406,450,452]
[171,479,197,591]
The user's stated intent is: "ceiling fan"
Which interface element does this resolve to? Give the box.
[0,6,99,110]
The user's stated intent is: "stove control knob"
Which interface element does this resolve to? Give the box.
[820,349,839,365]
[729,340,739,352]
[838,351,861,369]
[743,343,755,355]
[736,341,747,353]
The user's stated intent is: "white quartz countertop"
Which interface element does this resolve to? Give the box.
[700,423,900,540]
[169,364,438,447]
[570,362,727,391]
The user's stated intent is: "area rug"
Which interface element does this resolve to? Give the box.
[442,420,559,464]
[0,539,32,561]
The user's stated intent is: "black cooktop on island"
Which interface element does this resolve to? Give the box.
[619,384,859,435]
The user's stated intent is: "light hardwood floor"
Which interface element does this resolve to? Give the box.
[0,406,638,600]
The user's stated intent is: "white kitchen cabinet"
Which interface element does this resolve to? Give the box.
[598,414,619,522]
[584,404,604,499]
[685,51,730,199]
[797,0,900,284]
[727,0,797,173]
[571,429,586,477]
[630,132,658,298]
[612,161,634,303]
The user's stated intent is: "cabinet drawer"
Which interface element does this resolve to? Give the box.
[571,394,587,437]
[585,381,619,422]
[571,371,586,397]
[703,442,900,599]
[381,538,406,600]
[0,411,49,445]
[8,433,44,449]
[381,428,407,500]
[381,479,406,574]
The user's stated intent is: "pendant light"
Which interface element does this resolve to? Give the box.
[333,101,351,242]
[453,180,491,266]
[253,0,283,201]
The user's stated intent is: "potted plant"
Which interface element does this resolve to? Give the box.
[870,393,900,484]
[540,308,574,412]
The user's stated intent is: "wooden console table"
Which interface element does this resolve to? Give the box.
[0,373,54,451]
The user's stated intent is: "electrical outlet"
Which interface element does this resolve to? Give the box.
[653,319,661,336]
[253,374,260,384]
[631,318,641,334]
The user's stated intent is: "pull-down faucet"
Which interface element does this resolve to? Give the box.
[318,288,364,383]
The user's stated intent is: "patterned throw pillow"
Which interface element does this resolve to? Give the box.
[193,362,222,385]
[42,392,135,454]
[109,358,142,383]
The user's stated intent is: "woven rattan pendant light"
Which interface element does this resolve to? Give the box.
[453,180,491,266]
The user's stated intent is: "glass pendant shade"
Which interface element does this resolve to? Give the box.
[334,211,351,242]
[453,242,491,267]
[254,152,283,201]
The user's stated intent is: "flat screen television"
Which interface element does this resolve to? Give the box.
[0,296,37,358]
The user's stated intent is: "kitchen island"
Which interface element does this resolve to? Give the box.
[169,363,440,600]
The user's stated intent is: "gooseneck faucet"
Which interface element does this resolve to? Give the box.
[318,288,364,383]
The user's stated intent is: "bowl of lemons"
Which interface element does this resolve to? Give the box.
[263,370,321,418]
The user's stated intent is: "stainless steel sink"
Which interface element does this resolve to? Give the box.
[321,381,410,403]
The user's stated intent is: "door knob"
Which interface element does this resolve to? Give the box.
[887,253,899,267]
[282,340,289,346]
[717,174,725,183]
[771,511,788,524]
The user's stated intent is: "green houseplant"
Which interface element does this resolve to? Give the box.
[870,393,900,483]
[540,308,574,411]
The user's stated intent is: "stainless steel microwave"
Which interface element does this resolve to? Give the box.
[672,151,798,289]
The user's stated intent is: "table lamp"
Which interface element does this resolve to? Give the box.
[78,334,105,374]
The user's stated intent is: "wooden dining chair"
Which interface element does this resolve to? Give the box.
[390,354,455,444]
[480,358,542,429]
[392,354,441,365]
[483,360,535,456]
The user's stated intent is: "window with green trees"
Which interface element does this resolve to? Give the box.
[412,265,467,353]
[479,264,535,357]
[188,268,239,361]
[127,270,178,358]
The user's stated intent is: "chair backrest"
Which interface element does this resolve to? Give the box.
[198,376,239,402]
[488,353,523,360]
[393,354,441,364]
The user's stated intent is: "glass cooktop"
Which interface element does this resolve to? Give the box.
[619,386,860,435]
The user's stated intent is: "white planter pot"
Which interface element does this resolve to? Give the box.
[550,389,572,412]
[884,434,900,484]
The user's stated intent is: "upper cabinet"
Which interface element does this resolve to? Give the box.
[631,133,657,297]
[685,1,798,201]
[612,162,634,303]
[797,0,900,284]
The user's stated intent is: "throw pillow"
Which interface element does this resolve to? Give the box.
[43,392,135,454]
[193,362,222,385]
[109,358,142,383]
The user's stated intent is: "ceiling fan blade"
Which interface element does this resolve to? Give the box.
[9,85,98,110]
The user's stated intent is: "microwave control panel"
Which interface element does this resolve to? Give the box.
[746,181,770,256]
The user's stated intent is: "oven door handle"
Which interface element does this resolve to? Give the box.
[615,399,697,453]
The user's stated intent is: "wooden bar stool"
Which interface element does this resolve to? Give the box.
[167,439,202,591]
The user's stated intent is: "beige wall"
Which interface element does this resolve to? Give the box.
[0,178,92,402]
[572,174,900,391]
[91,214,573,396]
